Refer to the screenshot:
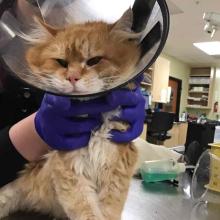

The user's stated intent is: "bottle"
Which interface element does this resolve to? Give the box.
[140,159,186,183]
[180,112,187,122]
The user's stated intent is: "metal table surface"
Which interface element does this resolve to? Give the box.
[3,173,220,220]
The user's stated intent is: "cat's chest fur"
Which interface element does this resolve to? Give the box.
[56,109,128,187]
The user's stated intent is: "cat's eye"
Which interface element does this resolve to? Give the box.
[86,56,103,66]
[56,59,68,68]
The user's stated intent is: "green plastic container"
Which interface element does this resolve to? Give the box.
[140,159,185,183]
[141,171,178,183]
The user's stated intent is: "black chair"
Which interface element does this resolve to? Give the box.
[146,111,175,145]
[184,122,216,165]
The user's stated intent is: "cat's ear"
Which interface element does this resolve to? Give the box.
[19,16,62,44]
[112,8,133,32]
[110,8,142,42]
[34,16,61,36]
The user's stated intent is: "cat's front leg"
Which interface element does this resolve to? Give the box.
[99,143,138,220]
[99,175,129,220]
[52,167,104,220]
[0,182,22,219]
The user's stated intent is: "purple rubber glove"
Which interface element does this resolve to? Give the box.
[35,74,145,150]
[108,87,146,143]
[107,73,145,142]
[35,94,115,150]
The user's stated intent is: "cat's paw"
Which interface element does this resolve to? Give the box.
[0,195,11,219]
[0,195,7,207]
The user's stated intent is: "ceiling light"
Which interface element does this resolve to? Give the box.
[193,41,220,55]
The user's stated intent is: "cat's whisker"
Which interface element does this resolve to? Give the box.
[101,75,121,85]
[102,78,120,82]
[101,76,120,80]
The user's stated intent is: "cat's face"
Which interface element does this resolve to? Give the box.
[26,10,141,94]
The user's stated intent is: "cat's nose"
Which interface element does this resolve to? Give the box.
[67,72,81,83]
[67,75,80,83]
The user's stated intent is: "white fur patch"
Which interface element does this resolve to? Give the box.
[50,77,74,93]
[75,73,104,93]
[92,108,122,139]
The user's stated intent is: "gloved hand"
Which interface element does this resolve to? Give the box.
[35,94,114,150]
[108,87,146,143]
[35,75,145,150]
[107,73,145,142]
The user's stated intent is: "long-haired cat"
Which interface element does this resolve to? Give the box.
[0,9,141,220]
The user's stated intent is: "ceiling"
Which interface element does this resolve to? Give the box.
[164,0,220,67]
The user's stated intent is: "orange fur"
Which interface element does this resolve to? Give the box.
[0,10,140,220]
[0,117,138,220]
[26,19,140,93]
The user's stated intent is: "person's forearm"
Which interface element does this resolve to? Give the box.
[9,113,50,161]
[0,126,27,186]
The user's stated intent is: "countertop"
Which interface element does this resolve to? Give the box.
[3,173,220,220]
[123,174,220,220]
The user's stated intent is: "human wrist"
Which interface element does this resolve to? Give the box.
[9,113,50,161]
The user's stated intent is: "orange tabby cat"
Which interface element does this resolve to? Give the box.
[0,9,140,220]
[25,9,141,94]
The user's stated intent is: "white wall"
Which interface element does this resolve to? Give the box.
[161,53,191,115]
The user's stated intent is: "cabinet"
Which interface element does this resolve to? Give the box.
[164,122,188,148]
[151,56,170,103]
[139,122,188,148]
[141,56,170,104]
[141,66,153,87]
[140,123,147,140]
[186,67,215,109]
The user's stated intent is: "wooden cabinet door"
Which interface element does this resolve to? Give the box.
[152,57,170,103]
[164,122,188,148]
